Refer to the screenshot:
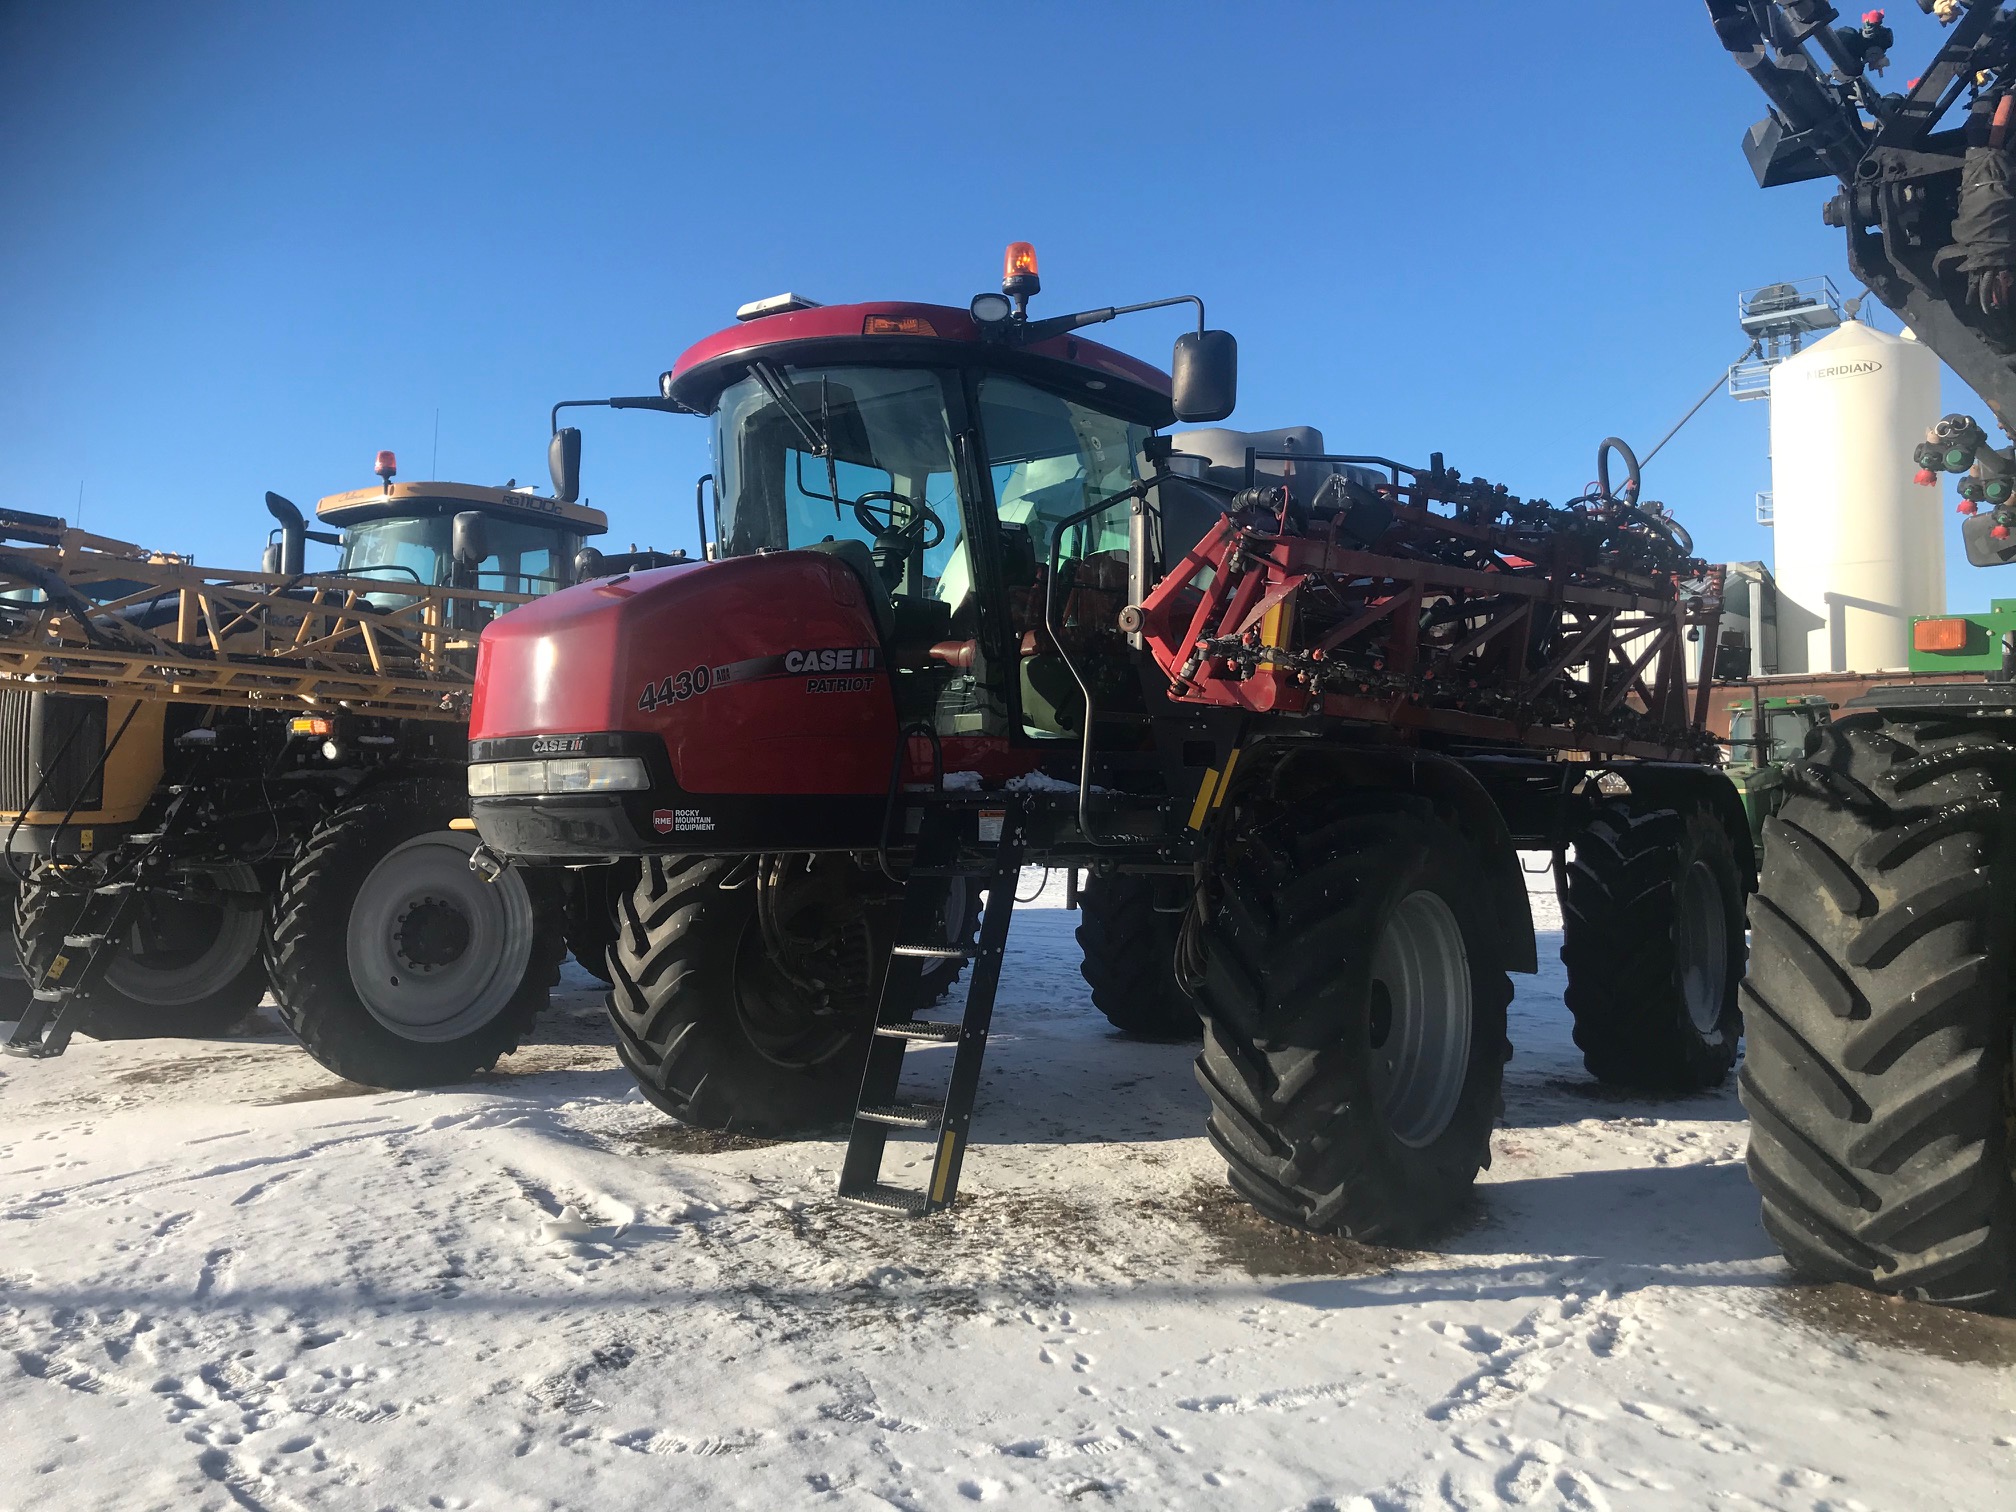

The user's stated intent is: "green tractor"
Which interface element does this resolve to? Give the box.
[1722,695,1832,845]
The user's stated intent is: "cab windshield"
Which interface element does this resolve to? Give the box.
[712,363,1150,601]
[713,365,961,592]
[338,515,580,609]
[1727,706,1815,763]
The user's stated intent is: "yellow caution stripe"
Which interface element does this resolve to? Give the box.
[930,1131,960,1205]
[1185,747,1243,830]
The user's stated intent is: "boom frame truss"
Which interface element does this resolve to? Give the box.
[0,513,530,721]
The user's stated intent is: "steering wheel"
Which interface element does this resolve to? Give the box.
[852,491,946,551]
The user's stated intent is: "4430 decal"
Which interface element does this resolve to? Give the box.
[637,664,713,711]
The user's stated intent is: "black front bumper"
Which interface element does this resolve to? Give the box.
[468,732,888,861]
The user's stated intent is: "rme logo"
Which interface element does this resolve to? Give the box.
[1805,359,1882,380]
[784,647,879,673]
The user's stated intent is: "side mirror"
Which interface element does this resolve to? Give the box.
[1171,329,1237,424]
[451,511,490,572]
[549,427,582,502]
[1964,511,2016,567]
[573,546,605,583]
[261,541,283,575]
[998,520,1039,588]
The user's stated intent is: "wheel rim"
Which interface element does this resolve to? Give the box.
[1677,859,1730,1034]
[104,862,263,1007]
[1367,889,1473,1149]
[344,831,536,1042]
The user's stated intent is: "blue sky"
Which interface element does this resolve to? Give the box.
[0,3,1995,601]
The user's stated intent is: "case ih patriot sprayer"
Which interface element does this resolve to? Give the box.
[1710,0,2016,1309]
[0,466,622,1085]
[467,250,1750,1236]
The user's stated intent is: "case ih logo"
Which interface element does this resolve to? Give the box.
[531,736,585,754]
[784,646,878,673]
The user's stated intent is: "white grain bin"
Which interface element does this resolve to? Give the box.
[1768,319,1944,672]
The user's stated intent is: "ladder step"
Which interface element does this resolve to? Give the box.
[837,1183,931,1216]
[121,833,163,845]
[874,1020,962,1043]
[855,1101,943,1129]
[92,882,135,896]
[62,934,106,949]
[31,987,72,1003]
[891,944,974,960]
[906,865,994,880]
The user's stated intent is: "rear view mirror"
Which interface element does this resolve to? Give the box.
[1964,511,2016,567]
[451,511,490,571]
[573,546,606,584]
[998,521,1039,588]
[549,427,582,502]
[1171,329,1237,424]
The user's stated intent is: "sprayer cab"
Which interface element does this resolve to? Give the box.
[263,455,610,607]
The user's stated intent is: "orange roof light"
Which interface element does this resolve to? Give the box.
[374,450,397,482]
[1913,617,1972,653]
[1004,242,1039,283]
[863,313,939,336]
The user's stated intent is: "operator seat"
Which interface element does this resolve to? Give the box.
[801,538,896,645]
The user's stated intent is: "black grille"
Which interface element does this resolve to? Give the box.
[0,691,106,814]
[0,688,30,812]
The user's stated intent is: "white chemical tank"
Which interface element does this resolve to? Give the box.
[1768,319,1944,673]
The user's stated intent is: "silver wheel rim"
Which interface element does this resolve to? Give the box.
[104,861,263,1006]
[344,831,535,1042]
[1367,889,1472,1149]
[1677,859,1730,1034]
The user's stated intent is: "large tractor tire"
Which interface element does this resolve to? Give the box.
[1742,713,2016,1313]
[1194,800,1511,1243]
[919,875,982,1007]
[559,862,636,985]
[1561,797,1747,1090]
[0,877,24,1023]
[1076,871,1199,1040]
[607,853,884,1135]
[266,784,563,1087]
[11,864,267,1039]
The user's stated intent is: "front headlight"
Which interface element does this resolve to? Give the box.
[467,756,648,797]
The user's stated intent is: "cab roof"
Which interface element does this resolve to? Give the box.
[666,301,1175,426]
[316,480,608,535]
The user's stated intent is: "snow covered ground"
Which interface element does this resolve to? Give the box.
[3,865,2013,1512]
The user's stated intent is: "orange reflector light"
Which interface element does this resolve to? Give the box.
[863,314,939,336]
[1004,241,1039,281]
[374,449,397,480]
[1913,617,1971,653]
[289,716,334,736]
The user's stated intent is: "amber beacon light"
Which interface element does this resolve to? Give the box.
[1002,241,1040,315]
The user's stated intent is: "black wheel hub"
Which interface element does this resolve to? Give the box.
[736,862,875,1068]
[1368,980,1395,1050]
[394,896,472,973]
